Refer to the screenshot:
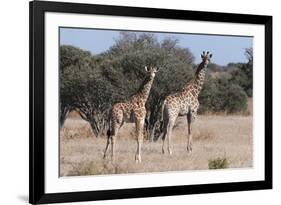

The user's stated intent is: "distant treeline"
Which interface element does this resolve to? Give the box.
[60,32,253,138]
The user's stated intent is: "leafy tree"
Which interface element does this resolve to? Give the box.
[59,34,251,140]
[100,33,194,140]
[59,45,92,128]
[230,48,253,97]
[60,45,116,137]
[199,73,247,113]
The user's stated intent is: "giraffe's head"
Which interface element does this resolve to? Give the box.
[145,66,159,78]
[201,51,212,66]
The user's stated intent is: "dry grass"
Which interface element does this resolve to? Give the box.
[60,115,253,176]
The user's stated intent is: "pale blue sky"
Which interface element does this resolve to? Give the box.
[60,27,253,66]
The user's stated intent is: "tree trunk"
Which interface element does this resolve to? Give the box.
[149,125,156,142]
[88,117,108,138]
[146,99,165,142]
[59,106,70,129]
[76,107,109,138]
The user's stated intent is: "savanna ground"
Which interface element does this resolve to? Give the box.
[60,102,253,176]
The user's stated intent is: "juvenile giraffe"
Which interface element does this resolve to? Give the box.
[104,66,159,163]
[161,51,212,154]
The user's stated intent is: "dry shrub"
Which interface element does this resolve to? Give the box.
[60,123,94,139]
[208,157,229,169]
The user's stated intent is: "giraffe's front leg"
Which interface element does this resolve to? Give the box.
[135,116,145,163]
[187,111,197,153]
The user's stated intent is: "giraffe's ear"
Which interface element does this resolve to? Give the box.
[145,66,149,72]
[209,54,213,58]
[155,67,160,72]
[201,54,204,59]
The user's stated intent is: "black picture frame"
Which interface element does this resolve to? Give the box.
[29,0,272,204]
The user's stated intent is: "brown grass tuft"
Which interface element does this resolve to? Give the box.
[60,119,94,139]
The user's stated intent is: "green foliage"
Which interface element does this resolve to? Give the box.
[98,33,195,139]
[59,33,252,139]
[199,73,248,114]
[229,48,253,97]
[59,46,93,127]
[101,33,194,101]
[208,157,229,169]
[197,48,252,114]
[59,45,116,136]
[59,34,195,136]
[207,63,223,72]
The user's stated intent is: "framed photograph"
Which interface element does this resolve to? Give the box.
[29,0,272,204]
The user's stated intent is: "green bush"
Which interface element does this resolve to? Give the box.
[199,73,248,114]
[229,48,253,97]
[59,33,195,137]
[59,32,252,139]
[208,157,229,169]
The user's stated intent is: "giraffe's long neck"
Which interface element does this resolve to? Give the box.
[182,61,207,97]
[193,62,207,94]
[137,75,155,102]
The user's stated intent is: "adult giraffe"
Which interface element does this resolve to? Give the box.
[161,51,212,154]
[104,66,159,163]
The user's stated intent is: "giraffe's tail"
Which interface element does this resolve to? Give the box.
[106,129,111,138]
[106,109,112,138]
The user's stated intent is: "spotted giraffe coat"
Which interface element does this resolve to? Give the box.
[163,62,207,122]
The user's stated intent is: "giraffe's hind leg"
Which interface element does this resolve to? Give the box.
[161,118,168,154]
[166,119,176,155]
[103,129,118,160]
[162,107,176,155]
[104,110,123,161]
[186,111,193,153]
[103,134,110,159]
[161,129,167,154]
[109,124,121,162]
